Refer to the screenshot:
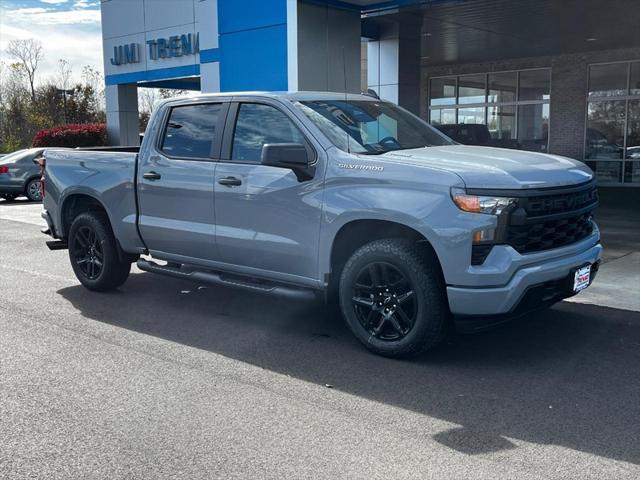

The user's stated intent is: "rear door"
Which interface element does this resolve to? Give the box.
[213,100,324,283]
[137,100,229,263]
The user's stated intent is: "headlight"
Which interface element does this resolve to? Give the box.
[451,187,516,215]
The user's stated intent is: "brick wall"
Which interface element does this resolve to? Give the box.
[421,47,640,160]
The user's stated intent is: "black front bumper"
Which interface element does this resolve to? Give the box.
[454,260,600,334]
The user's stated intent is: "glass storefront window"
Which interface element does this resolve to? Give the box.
[458,107,485,124]
[488,105,516,140]
[624,161,640,183]
[626,100,640,160]
[458,74,486,104]
[518,69,550,101]
[517,104,549,152]
[588,63,628,97]
[631,62,640,96]
[587,161,623,183]
[429,108,456,125]
[586,62,640,184]
[430,77,456,106]
[428,69,550,153]
[585,101,625,160]
[488,72,517,103]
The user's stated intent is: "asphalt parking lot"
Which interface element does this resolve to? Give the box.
[1,197,639,479]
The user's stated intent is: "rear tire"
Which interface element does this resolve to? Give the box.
[68,212,131,291]
[338,238,450,358]
[1,193,18,202]
[25,178,42,202]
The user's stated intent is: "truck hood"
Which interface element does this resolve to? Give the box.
[377,145,594,189]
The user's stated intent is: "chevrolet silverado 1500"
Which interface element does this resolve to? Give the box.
[40,92,601,357]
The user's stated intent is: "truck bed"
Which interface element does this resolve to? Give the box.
[43,148,144,253]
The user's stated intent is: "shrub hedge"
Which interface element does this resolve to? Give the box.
[32,123,107,148]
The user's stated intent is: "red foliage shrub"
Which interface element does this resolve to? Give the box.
[32,123,107,148]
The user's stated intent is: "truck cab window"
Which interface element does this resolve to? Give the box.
[232,103,306,163]
[161,103,222,159]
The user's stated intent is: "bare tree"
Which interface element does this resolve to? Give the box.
[6,39,43,102]
[81,65,105,110]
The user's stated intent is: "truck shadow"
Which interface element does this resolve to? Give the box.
[58,272,640,464]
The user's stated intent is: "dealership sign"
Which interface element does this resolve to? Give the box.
[110,32,200,66]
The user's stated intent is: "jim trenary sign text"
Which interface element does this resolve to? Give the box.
[110,32,200,66]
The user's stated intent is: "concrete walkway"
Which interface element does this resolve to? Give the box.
[567,252,640,311]
[568,188,640,312]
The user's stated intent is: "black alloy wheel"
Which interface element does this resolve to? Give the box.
[68,212,131,291]
[338,238,449,358]
[71,225,104,280]
[351,262,417,341]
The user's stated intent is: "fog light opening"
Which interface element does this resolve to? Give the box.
[473,228,495,243]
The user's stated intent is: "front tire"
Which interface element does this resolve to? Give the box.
[338,238,449,358]
[25,178,42,202]
[68,212,131,291]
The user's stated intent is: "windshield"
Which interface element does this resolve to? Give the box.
[295,99,454,154]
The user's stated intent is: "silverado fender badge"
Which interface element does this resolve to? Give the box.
[337,163,384,172]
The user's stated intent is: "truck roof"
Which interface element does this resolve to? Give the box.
[160,91,380,106]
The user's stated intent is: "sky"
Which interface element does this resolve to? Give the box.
[0,0,103,84]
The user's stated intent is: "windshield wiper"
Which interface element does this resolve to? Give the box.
[358,145,432,155]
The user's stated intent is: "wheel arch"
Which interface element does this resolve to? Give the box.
[60,193,110,240]
[325,218,444,289]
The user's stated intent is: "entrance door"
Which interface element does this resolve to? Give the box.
[138,101,228,264]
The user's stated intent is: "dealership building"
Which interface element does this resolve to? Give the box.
[102,0,640,186]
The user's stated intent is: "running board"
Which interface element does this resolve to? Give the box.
[46,240,68,250]
[136,258,317,301]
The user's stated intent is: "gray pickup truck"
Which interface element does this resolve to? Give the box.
[41,92,601,357]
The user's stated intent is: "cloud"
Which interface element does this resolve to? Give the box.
[73,0,97,8]
[40,0,69,4]
[3,6,100,25]
[0,4,103,84]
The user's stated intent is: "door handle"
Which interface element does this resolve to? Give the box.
[143,171,161,181]
[218,176,242,187]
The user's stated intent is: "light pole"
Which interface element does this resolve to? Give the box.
[55,88,74,124]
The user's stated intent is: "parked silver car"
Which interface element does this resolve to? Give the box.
[0,148,45,202]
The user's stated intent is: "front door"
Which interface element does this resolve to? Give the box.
[214,101,324,283]
[138,101,228,264]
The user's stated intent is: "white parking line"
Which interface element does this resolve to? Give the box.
[0,202,46,226]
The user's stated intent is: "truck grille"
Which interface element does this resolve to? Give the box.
[506,211,594,254]
[505,182,598,255]
[521,185,598,217]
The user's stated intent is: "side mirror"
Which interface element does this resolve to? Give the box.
[261,143,315,181]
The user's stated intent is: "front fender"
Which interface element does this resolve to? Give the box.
[318,156,495,285]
